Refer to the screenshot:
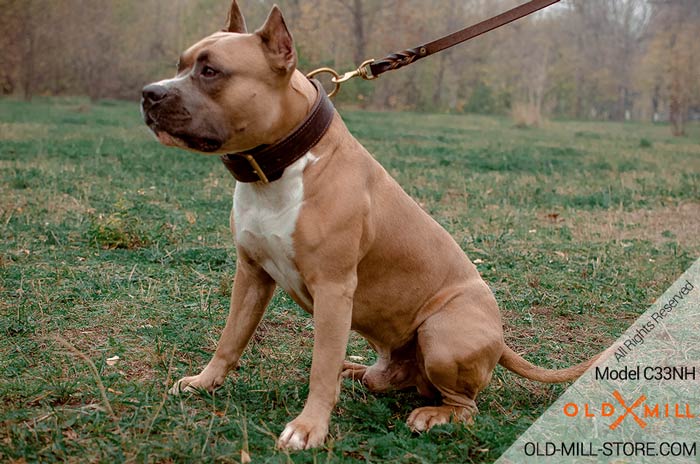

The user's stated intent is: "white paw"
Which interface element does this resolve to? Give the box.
[169,376,197,395]
[168,371,224,395]
[277,417,328,450]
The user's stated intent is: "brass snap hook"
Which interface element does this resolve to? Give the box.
[307,59,376,98]
[306,67,341,98]
[333,59,377,83]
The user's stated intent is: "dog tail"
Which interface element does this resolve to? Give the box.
[498,344,608,383]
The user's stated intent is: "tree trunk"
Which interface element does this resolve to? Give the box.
[432,53,447,110]
[21,2,35,101]
[669,82,686,136]
[351,0,366,65]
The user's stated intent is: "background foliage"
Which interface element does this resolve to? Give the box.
[1,0,700,133]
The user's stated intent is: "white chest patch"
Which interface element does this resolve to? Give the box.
[232,152,316,308]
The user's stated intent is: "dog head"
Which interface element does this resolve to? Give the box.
[141,1,298,154]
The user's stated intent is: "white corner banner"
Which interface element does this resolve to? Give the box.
[497,258,700,463]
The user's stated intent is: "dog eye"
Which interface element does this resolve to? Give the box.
[201,66,219,78]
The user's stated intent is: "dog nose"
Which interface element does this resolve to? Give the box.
[142,84,169,103]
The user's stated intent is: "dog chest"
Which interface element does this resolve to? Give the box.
[232,153,315,308]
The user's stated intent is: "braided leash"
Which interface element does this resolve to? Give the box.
[308,0,560,97]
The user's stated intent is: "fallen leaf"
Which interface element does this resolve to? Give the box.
[241,450,251,464]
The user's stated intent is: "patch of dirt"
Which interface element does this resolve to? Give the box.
[502,305,615,364]
[0,122,49,141]
[50,325,157,382]
[46,192,95,222]
[564,202,700,249]
[1,190,93,225]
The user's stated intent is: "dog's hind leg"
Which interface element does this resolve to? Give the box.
[408,295,503,432]
[341,361,368,381]
[342,341,436,396]
[343,357,419,392]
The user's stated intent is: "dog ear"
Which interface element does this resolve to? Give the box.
[255,5,296,74]
[226,0,247,33]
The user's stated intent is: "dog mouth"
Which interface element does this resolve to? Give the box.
[151,128,223,153]
[172,133,224,152]
[144,111,223,153]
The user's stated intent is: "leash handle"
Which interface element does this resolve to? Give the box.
[307,0,560,96]
[369,0,560,78]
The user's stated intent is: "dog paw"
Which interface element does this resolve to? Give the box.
[341,361,367,380]
[169,371,225,395]
[277,416,328,450]
[406,405,472,432]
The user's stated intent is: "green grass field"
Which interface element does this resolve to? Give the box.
[1,97,699,463]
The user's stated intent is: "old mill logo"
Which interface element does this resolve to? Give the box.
[563,390,695,430]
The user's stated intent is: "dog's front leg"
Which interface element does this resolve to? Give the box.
[170,255,275,394]
[277,282,355,450]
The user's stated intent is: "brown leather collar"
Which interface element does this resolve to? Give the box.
[220,79,335,183]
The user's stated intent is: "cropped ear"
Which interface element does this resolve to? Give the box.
[255,5,296,74]
[225,0,247,33]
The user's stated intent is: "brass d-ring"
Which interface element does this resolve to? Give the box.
[306,67,341,98]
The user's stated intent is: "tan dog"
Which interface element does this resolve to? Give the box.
[141,1,599,450]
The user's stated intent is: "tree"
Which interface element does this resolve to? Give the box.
[0,0,695,125]
[642,0,700,135]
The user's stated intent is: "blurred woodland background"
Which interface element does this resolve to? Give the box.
[1,0,698,134]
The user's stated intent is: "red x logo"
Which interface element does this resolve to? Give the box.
[609,390,647,430]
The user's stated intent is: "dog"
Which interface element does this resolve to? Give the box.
[141,1,600,450]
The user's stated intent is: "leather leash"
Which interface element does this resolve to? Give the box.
[308,0,560,97]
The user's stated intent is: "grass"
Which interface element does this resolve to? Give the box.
[1,96,699,463]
